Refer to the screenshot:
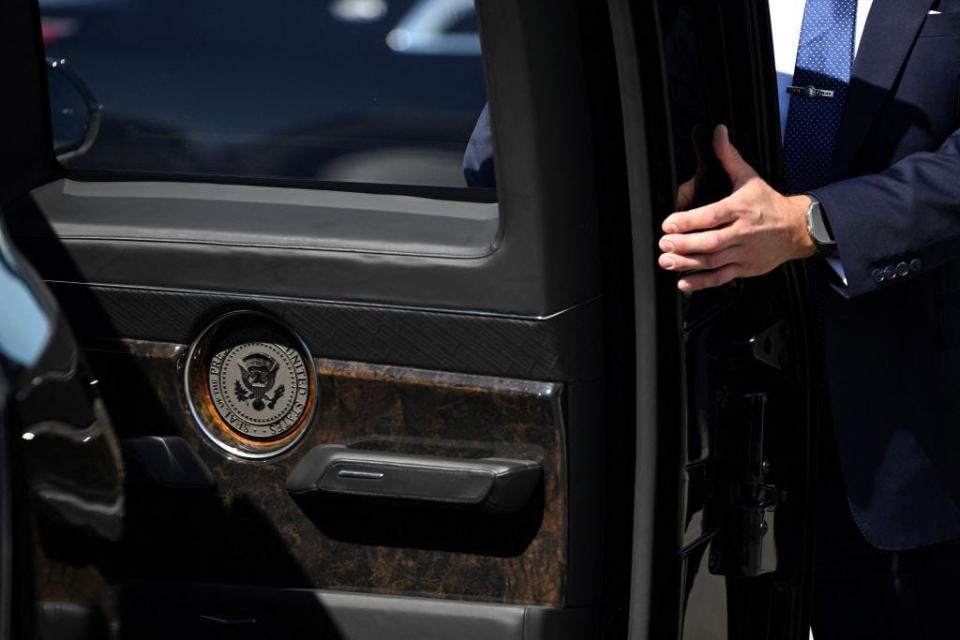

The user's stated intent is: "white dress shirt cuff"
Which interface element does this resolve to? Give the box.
[826,256,848,286]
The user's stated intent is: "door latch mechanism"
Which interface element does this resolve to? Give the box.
[711,392,785,577]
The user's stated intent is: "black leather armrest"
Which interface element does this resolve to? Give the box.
[286,445,542,513]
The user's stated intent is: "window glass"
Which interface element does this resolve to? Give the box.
[40,0,490,190]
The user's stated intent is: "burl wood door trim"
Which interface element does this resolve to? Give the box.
[79,339,568,606]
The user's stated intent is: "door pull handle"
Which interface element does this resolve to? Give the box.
[285,444,542,513]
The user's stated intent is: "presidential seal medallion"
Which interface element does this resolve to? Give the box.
[208,341,310,439]
[185,312,317,459]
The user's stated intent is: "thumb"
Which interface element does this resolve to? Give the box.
[713,124,757,187]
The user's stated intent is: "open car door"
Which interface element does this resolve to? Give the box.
[1,0,817,638]
[5,0,623,637]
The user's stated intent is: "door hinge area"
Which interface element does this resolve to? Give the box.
[729,479,784,511]
[711,392,783,577]
[749,320,788,371]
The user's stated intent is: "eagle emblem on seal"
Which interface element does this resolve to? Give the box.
[233,352,286,411]
[207,340,310,440]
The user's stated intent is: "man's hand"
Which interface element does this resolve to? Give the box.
[658,125,816,293]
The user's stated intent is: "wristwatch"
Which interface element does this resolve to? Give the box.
[805,195,838,257]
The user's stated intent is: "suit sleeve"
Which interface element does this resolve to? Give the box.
[463,103,496,189]
[811,126,960,298]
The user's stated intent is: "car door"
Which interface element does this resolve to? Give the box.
[609,1,819,639]
[1,0,816,638]
[4,0,623,638]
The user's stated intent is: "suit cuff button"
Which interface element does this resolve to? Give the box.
[872,268,885,284]
[883,265,897,281]
[896,262,909,278]
[909,258,922,273]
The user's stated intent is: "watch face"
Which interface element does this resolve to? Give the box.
[807,201,835,247]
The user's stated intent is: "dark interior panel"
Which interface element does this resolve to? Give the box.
[118,585,600,640]
[43,282,603,382]
[54,340,569,605]
[5,0,627,635]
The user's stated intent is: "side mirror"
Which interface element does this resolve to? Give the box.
[46,58,102,161]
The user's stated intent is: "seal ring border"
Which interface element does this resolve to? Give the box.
[184,310,318,461]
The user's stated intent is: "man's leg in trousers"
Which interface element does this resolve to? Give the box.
[811,425,960,639]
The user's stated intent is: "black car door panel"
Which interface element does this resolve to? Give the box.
[88,337,567,602]
[3,0,624,637]
[119,585,599,639]
[0,0,818,636]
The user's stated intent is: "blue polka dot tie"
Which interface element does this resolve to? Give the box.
[783,0,857,193]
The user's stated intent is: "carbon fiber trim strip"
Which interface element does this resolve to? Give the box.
[49,282,603,381]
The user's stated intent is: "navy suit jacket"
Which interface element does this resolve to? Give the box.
[810,0,960,549]
[465,0,960,549]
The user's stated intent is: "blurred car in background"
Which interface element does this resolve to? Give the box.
[39,0,487,188]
